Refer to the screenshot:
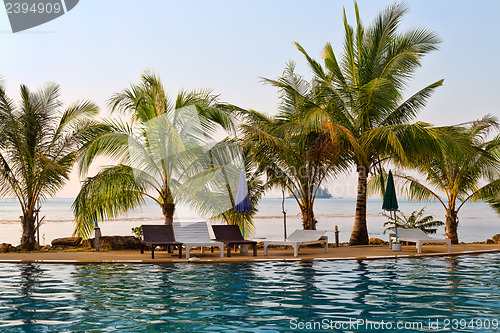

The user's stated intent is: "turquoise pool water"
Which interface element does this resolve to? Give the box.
[0,254,498,332]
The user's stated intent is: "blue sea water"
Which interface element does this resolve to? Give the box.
[0,197,499,245]
[0,253,498,332]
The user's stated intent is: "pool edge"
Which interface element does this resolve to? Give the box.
[0,249,498,264]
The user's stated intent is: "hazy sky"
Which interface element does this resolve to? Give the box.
[1,0,499,197]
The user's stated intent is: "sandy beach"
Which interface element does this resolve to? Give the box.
[0,244,498,264]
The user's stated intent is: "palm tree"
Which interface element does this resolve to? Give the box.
[397,118,500,243]
[240,63,349,229]
[382,207,444,234]
[0,81,101,249]
[295,2,444,244]
[73,71,238,238]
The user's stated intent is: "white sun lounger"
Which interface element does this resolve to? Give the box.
[173,222,224,258]
[389,228,451,254]
[263,230,329,257]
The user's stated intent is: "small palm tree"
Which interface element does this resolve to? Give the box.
[0,81,101,249]
[294,2,444,244]
[397,118,500,243]
[73,71,239,238]
[240,63,348,230]
[383,208,444,234]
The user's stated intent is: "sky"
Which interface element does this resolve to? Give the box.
[1,0,499,198]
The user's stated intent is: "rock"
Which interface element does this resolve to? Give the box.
[10,246,20,252]
[83,236,145,250]
[51,237,83,247]
[0,243,12,253]
[369,238,387,245]
[492,234,500,244]
[485,239,495,244]
[50,236,145,251]
[40,245,51,252]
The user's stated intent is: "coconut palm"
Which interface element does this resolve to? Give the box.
[73,71,238,238]
[397,118,500,243]
[382,207,444,234]
[240,63,349,229]
[0,81,101,249]
[294,2,444,244]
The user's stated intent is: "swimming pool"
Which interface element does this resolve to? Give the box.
[0,254,498,332]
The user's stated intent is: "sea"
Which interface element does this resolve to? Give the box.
[0,198,498,246]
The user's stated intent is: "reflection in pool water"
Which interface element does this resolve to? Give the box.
[0,254,498,332]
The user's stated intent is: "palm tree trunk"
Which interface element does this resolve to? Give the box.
[350,166,369,245]
[161,184,175,225]
[445,209,459,244]
[20,213,37,250]
[162,203,175,225]
[301,206,317,230]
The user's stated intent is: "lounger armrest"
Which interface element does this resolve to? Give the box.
[144,240,183,246]
[226,240,257,245]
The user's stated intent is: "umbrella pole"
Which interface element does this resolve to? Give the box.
[240,214,248,253]
[36,203,40,251]
[393,211,398,244]
[282,189,287,240]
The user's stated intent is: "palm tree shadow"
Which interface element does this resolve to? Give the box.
[15,264,44,326]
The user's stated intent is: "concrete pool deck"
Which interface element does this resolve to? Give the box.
[0,243,498,264]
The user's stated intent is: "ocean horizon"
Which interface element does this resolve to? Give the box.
[0,197,498,246]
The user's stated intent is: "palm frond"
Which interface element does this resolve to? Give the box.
[72,164,150,239]
[381,79,443,126]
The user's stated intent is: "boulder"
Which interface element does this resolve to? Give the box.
[40,245,51,252]
[51,237,83,247]
[0,243,12,253]
[51,236,145,251]
[492,234,500,244]
[369,238,387,245]
[485,239,495,244]
[83,236,145,250]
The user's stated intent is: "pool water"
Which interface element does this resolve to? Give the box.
[0,254,498,332]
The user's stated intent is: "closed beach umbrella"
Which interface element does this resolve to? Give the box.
[234,170,252,238]
[382,170,399,243]
[234,170,252,213]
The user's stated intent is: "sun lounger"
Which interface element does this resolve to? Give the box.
[211,225,257,257]
[141,225,183,259]
[263,230,329,257]
[173,222,224,258]
[389,228,451,253]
